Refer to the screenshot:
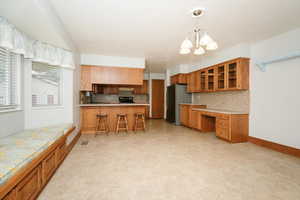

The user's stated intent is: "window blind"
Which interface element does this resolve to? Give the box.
[0,47,19,109]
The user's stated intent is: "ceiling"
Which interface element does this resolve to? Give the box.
[0,0,71,49]
[1,0,300,72]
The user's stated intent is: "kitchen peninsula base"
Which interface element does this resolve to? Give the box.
[80,104,149,134]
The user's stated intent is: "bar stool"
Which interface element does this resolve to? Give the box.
[116,114,129,133]
[95,114,109,136]
[134,113,146,132]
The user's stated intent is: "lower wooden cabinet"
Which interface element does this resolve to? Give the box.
[216,118,230,140]
[189,110,201,130]
[81,106,148,133]
[180,105,189,126]
[180,104,207,128]
[0,128,74,200]
[2,190,16,200]
[42,151,56,184]
[180,105,249,143]
[56,142,66,165]
[16,165,41,200]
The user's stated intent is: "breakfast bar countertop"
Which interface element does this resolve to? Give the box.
[79,103,150,107]
[192,108,248,115]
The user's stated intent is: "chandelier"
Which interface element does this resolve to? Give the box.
[179,9,218,55]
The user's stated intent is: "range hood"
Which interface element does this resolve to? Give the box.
[118,87,134,92]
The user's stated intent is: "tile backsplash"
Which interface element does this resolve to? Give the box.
[193,90,249,112]
[91,94,149,104]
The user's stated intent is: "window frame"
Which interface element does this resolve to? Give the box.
[0,47,21,113]
[31,62,63,108]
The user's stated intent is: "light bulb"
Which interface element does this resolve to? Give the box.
[206,41,218,50]
[180,38,193,49]
[200,33,213,46]
[194,47,205,55]
[179,48,191,55]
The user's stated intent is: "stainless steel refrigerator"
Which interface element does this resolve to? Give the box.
[166,84,192,125]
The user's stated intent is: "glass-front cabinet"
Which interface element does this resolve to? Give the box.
[217,64,226,90]
[185,58,249,93]
[200,70,206,91]
[206,67,215,91]
[227,61,237,89]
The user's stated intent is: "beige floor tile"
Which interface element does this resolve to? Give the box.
[38,120,300,200]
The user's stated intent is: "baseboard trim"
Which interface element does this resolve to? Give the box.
[248,136,300,158]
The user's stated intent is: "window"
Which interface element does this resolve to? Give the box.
[0,47,20,110]
[32,62,61,106]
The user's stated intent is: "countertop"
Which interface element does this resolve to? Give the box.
[80,103,150,107]
[192,108,248,115]
[179,103,206,106]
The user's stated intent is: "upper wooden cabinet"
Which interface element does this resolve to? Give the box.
[171,73,188,85]
[134,80,148,94]
[91,66,144,85]
[187,72,198,93]
[80,66,92,91]
[187,57,249,93]
[80,65,144,91]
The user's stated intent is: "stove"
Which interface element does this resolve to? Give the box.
[119,96,135,103]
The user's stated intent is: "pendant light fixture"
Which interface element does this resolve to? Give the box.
[179,8,218,55]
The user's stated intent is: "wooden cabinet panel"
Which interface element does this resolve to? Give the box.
[80,66,92,91]
[180,105,206,128]
[81,66,144,90]
[189,110,200,129]
[171,75,178,85]
[3,190,16,200]
[56,142,66,165]
[91,66,144,85]
[187,72,198,93]
[180,105,189,126]
[42,151,56,184]
[216,126,229,140]
[171,74,187,85]
[134,80,148,94]
[103,85,119,94]
[16,166,41,200]
[81,107,99,134]
[216,118,230,140]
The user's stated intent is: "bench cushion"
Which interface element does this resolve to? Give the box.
[0,123,73,185]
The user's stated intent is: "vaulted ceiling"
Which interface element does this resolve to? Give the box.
[1,0,300,72]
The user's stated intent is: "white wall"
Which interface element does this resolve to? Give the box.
[249,28,300,149]
[81,54,145,68]
[188,43,251,72]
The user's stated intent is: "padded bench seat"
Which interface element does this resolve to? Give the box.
[0,123,73,186]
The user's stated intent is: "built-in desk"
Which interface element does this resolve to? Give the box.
[192,108,249,143]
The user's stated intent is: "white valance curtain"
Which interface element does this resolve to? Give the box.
[0,16,74,69]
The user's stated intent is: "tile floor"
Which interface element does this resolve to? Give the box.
[38,120,300,200]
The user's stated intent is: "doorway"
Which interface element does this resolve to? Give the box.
[151,79,165,119]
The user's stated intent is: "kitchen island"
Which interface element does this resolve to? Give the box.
[80,104,150,134]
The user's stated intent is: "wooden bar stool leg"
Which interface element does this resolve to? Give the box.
[142,115,146,131]
[125,115,129,132]
[134,115,138,133]
[105,117,109,135]
[116,115,120,134]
